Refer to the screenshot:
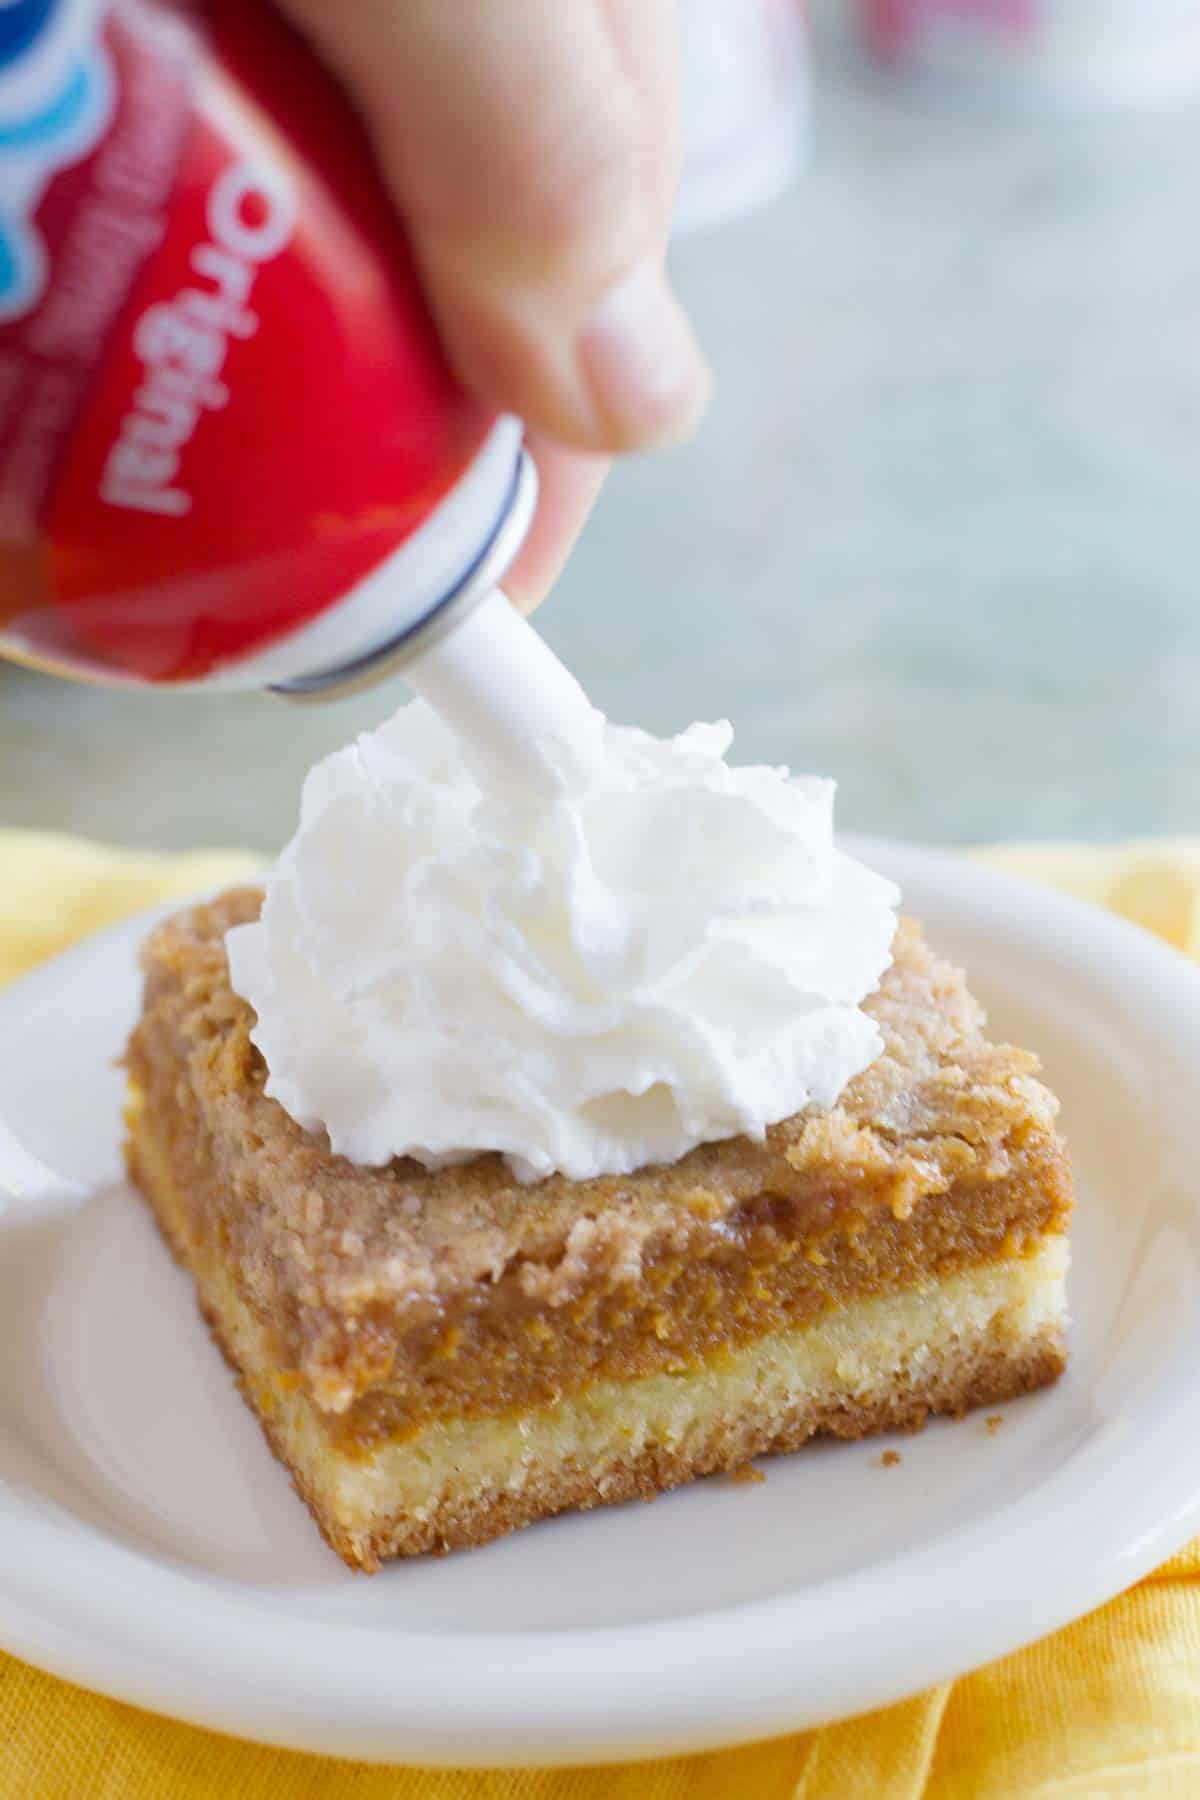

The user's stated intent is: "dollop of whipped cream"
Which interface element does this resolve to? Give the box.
[226,703,899,1183]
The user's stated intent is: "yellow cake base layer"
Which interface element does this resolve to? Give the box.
[128,1095,1069,1572]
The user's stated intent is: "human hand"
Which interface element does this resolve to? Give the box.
[276,0,711,609]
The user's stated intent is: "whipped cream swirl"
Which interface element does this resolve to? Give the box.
[226,703,898,1183]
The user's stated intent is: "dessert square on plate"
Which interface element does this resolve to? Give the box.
[125,889,1072,1571]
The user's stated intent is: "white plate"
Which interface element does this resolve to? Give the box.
[2,839,1199,1767]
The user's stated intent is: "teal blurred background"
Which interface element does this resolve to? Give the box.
[3,2,1196,850]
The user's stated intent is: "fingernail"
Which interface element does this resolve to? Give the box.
[576,259,711,449]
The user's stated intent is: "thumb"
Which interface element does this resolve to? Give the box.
[277,0,710,454]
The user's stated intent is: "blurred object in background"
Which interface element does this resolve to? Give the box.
[675,0,810,233]
[858,0,1200,108]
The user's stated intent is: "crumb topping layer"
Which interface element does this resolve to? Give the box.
[126,891,1072,1416]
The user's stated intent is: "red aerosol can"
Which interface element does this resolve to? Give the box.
[0,0,536,697]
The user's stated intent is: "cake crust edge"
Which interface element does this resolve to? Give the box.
[130,1094,1067,1571]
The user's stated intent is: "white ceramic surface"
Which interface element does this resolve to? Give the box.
[1,840,1199,1766]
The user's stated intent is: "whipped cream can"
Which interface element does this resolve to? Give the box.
[859,0,1200,107]
[0,0,534,694]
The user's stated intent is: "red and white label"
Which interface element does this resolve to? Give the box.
[0,0,493,683]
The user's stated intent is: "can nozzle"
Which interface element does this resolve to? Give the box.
[272,446,601,793]
[403,586,602,794]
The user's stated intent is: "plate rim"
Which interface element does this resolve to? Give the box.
[2,837,1200,1766]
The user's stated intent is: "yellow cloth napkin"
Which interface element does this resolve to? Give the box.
[4,829,1200,1800]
